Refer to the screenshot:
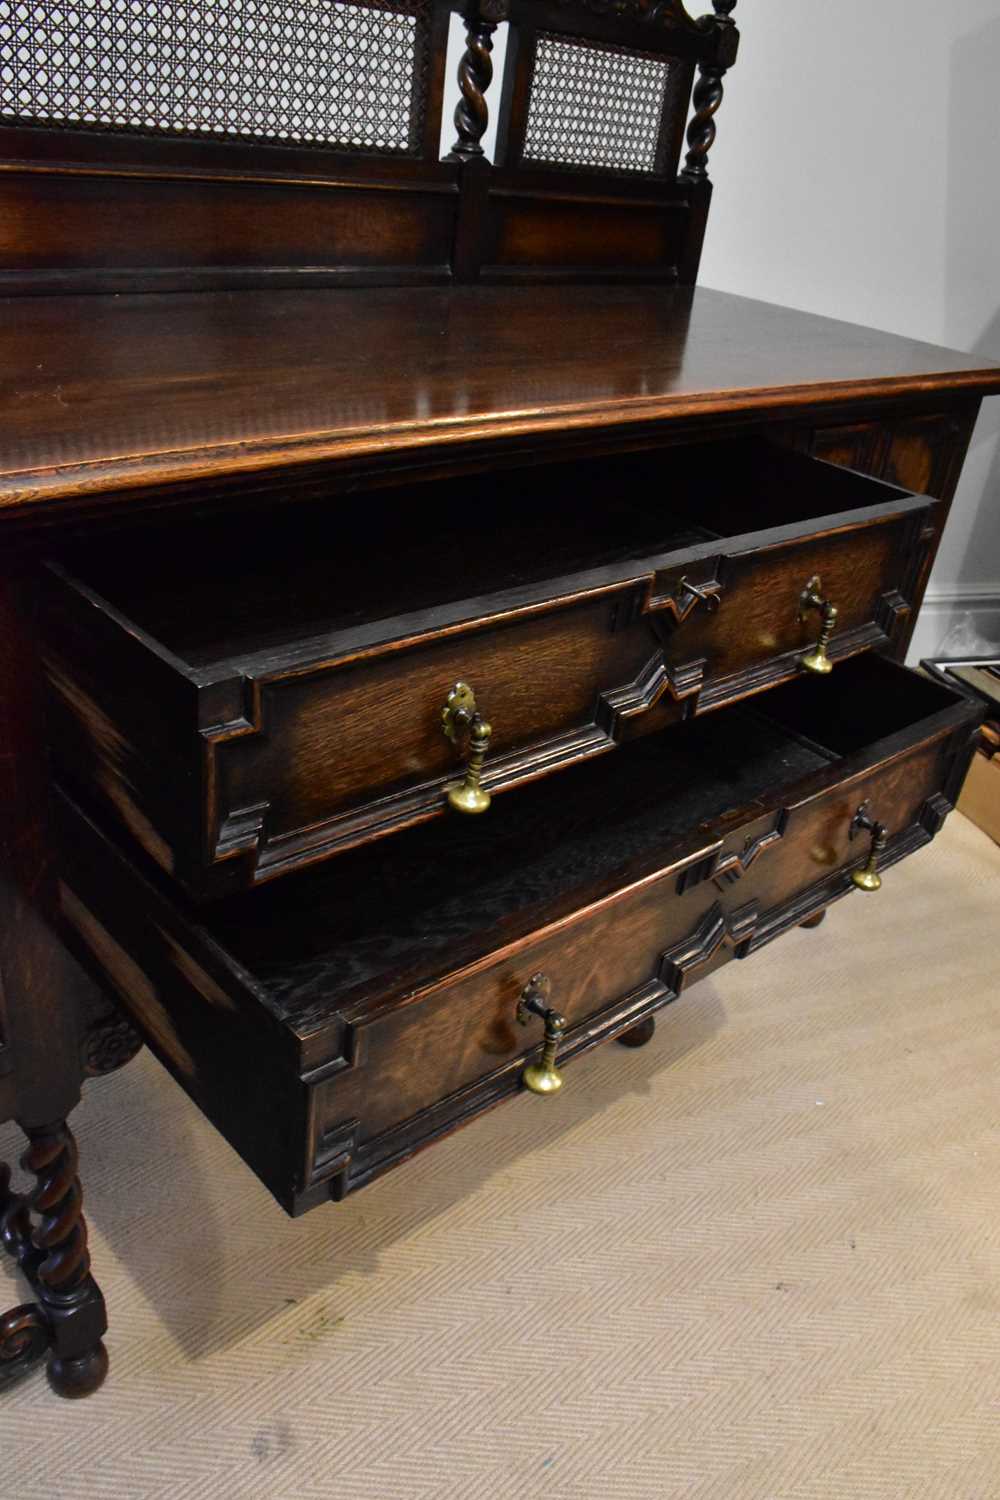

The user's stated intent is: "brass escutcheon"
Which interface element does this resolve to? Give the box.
[516,973,565,1095]
[849,800,887,892]
[441,681,492,815]
[798,574,838,675]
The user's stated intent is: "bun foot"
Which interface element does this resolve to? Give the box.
[618,1016,656,1049]
[799,910,827,930]
[47,1342,109,1399]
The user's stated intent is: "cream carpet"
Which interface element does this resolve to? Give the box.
[2,813,999,1500]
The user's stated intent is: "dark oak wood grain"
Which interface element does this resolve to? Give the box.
[3,286,1000,515]
[0,577,111,1398]
[785,403,982,656]
[0,1122,109,1397]
[39,436,939,896]
[1,0,996,1397]
[53,656,980,1214]
[0,0,736,294]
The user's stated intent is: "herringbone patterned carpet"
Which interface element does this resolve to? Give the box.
[2,814,999,1500]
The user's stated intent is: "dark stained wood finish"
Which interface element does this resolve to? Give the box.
[0,160,462,293]
[0,0,997,1400]
[3,287,1000,516]
[796,404,977,502]
[617,1015,657,1047]
[0,577,87,1129]
[0,0,737,293]
[39,438,938,896]
[0,0,461,296]
[0,576,113,1398]
[789,403,982,656]
[474,0,714,283]
[53,656,980,1214]
[0,1121,109,1397]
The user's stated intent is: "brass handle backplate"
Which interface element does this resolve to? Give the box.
[441,681,492,815]
[798,574,838,675]
[516,973,565,1095]
[849,800,887,892]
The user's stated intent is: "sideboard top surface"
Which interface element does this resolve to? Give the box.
[3,283,1000,517]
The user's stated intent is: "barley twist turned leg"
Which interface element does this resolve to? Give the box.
[0,1122,108,1397]
[1,1158,50,1386]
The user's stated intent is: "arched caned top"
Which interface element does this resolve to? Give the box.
[0,0,739,292]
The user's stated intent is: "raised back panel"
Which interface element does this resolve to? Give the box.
[0,0,738,292]
[468,0,737,285]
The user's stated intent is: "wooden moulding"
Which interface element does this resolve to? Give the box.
[38,438,941,899]
[51,654,981,1215]
[2,285,997,520]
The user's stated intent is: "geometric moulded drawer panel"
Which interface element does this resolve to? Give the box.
[39,438,937,899]
[53,655,981,1214]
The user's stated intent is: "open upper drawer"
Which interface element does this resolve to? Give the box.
[40,437,938,898]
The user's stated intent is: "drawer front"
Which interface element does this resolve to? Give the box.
[213,592,658,854]
[744,736,956,935]
[207,505,933,888]
[657,514,926,711]
[43,477,935,898]
[318,859,727,1151]
[53,662,978,1215]
[313,721,967,1197]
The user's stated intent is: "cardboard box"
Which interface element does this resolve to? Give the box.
[958,751,1000,847]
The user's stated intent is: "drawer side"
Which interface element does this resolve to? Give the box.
[41,565,212,880]
[53,789,313,1214]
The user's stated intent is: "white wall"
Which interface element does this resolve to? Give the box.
[442,2,1000,657]
[697,0,1000,660]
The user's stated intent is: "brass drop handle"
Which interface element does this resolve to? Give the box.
[441,681,492,815]
[516,973,565,1095]
[849,800,887,892]
[798,574,838,675]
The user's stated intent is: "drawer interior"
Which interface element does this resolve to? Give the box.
[55,651,974,1210]
[50,437,915,673]
[747,651,963,755]
[188,655,962,1025]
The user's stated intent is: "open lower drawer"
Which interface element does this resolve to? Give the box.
[54,656,980,1215]
[41,437,937,898]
